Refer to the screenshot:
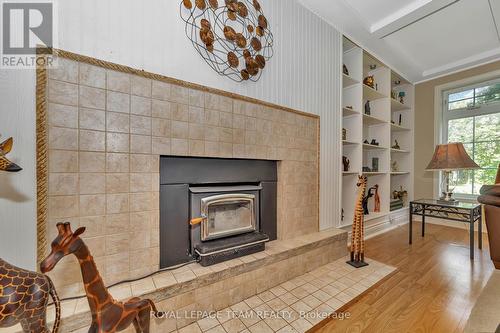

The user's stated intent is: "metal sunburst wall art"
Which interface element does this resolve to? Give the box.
[180,0,274,82]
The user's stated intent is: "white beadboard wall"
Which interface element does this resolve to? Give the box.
[0,0,342,269]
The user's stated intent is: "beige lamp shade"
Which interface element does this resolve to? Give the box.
[426,143,480,171]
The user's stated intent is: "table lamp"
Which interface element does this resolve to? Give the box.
[426,143,480,203]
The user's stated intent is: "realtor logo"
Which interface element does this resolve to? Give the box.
[1,0,57,68]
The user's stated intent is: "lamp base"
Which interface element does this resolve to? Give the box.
[438,192,459,205]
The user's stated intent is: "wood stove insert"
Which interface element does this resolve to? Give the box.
[160,157,277,268]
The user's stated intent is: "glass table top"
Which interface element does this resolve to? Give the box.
[411,199,480,210]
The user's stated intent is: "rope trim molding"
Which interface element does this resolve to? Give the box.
[47,48,319,119]
[35,48,320,265]
[36,49,49,268]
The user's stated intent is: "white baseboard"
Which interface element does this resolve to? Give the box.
[344,208,410,242]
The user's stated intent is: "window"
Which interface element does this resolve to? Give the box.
[443,80,500,196]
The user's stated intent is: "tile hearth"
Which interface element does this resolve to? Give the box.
[0,229,397,333]
[177,258,395,333]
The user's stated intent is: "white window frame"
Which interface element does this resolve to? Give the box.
[433,70,500,200]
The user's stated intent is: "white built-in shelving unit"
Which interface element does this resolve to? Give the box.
[340,37,414,229]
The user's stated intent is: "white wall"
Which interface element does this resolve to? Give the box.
[0,0,342,269]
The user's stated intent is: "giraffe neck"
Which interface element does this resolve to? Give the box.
[74,243,113,314]
[357,183,367,207]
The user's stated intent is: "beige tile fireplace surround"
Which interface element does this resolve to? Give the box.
[38,51,322,300]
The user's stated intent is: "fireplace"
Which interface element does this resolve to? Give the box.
[160,157,277,268]
[190,187,259,241]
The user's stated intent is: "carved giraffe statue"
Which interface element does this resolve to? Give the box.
[41,223,162,333]
[347,175,368,268]
[0,137,22,172]
[0,258,61,333]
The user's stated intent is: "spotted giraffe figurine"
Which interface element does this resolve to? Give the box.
[0,137,22,172]
[0,258,61,332]
[347,175,369,268]
[41,223,162,333]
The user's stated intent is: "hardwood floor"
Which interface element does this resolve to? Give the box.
[313,222,495,333]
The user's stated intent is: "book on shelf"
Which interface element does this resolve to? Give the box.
[390,199,404,211]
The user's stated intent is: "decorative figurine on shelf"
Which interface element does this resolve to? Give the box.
[347,175,369,268]
[364,100,371,115]
[393,186,409,206]
[399,114,403,126]
[399,91,406,104]
[363,139,370,145]
[370,139,379,146]
[363,75,375,89]
[0,258,61,333]
[343,64,349,76]
[41,223,163,333]
[391,90,397,100]
[341,208,345,222]
[362,186,377,215]
[391,160,399,172]
[374,185,381,213]
[372,157,379,172]
[392,140,401,150]
[342,128,347,141]
[0,136,22,172]
[362,166,372,172]
[343,156,350,172]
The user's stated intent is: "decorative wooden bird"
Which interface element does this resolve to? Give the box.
[0,137,22,172]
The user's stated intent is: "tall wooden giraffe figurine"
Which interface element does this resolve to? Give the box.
[0,137,22,172]
[0,258,61,332]
[347,175,369,268]
[41,223,162,333]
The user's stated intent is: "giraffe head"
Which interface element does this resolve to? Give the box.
[357,175,367,187]
[0,137,22,172]
[40,222,86,273]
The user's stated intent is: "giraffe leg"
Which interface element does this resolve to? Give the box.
[133,317,142,333]
[88,322,99,333]
[21,315,49,333]
[137,306,152,333]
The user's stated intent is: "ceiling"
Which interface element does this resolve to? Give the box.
[299,0,500,83]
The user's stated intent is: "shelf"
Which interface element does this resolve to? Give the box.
[391,71,410,87]
[343,74,359,88]
[343,38,358,53]
[363,84,387,100]
[341,35,414,230]
[390,98,411,111]
[343,107,360,117]
[391,148,410,153]
[363,143,388,150]
[363,114,387,125]
[391,123,411,132]
[390,207,409,214]
[363,52,386,74]
[365,211,389,222]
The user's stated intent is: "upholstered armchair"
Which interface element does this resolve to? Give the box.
[478,164,500,269]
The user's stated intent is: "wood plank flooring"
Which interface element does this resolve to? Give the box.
[312,222,495,333]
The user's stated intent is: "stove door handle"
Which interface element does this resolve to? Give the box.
[190,215,206,226]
